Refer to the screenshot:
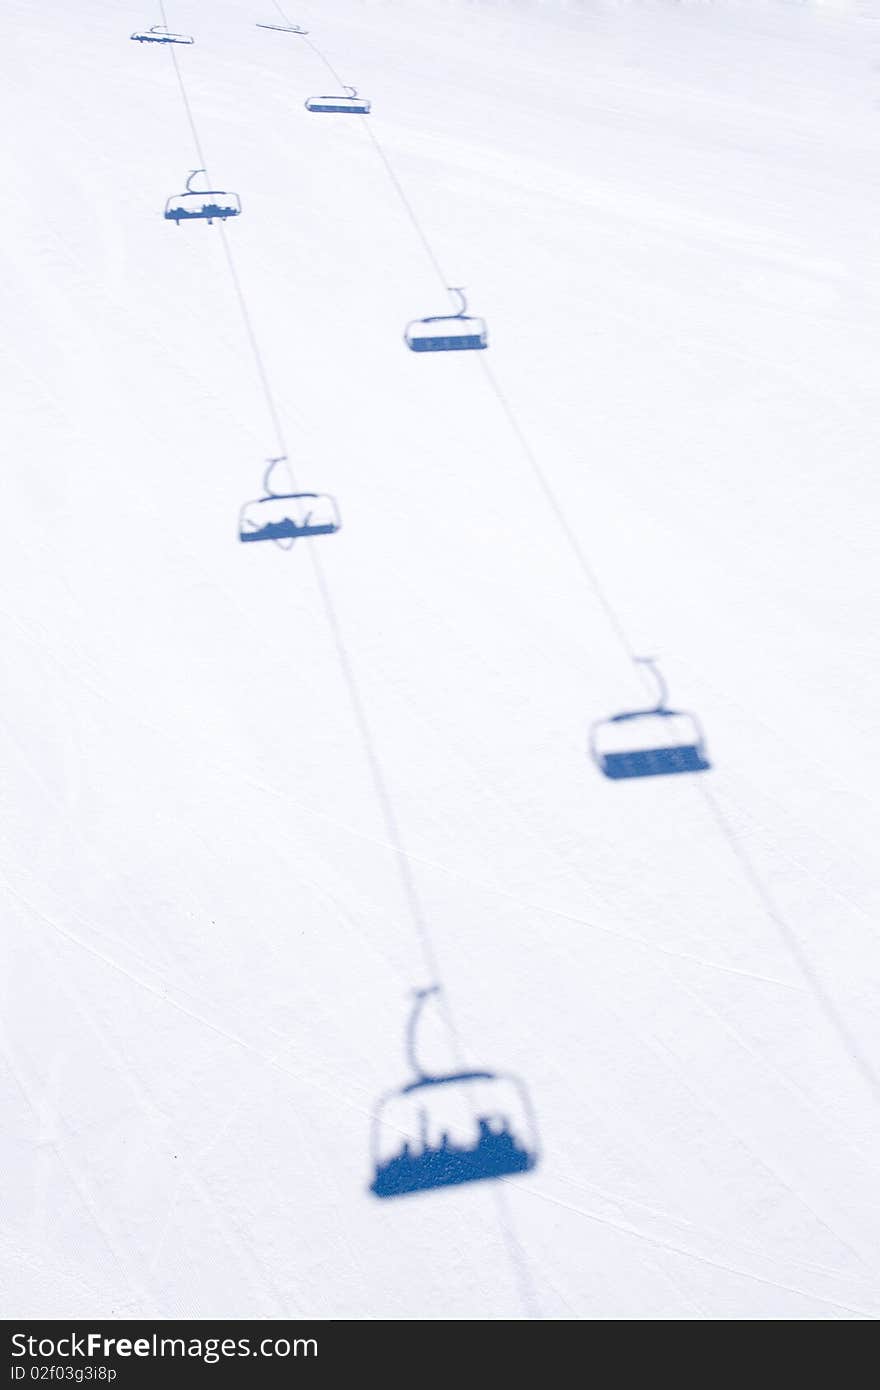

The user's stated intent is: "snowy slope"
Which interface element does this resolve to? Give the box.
[1,0,879,1319]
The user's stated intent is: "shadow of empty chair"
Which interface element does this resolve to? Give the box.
[256,22,308,34]
[405,287,488,353]
[590,658,711,780]
[305,87,371,114]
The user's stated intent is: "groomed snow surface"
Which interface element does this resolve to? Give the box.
[1,0,879,1320]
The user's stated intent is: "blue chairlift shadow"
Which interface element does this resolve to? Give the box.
[590,658,711,781]
[239,459,341,549]
[305,87,371,114]
[131,26,193,44]
[405,287,488,353]
[165,170,241,225]
[370,989,539,1199]
[256,22,309,35]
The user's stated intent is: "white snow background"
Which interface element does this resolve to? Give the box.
[1,0,879,1319]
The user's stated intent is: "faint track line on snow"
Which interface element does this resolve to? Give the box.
[3,874,297,1316]
[700,783,880,1108]
[548,1168,879,1286]
[0,1024,154,1310]
[507,1179,880,1319]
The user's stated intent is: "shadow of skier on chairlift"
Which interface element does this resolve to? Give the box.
[369,987,539,1199]
[238,457,342,550]
[164,170,241,226]
[131,25,193,45]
